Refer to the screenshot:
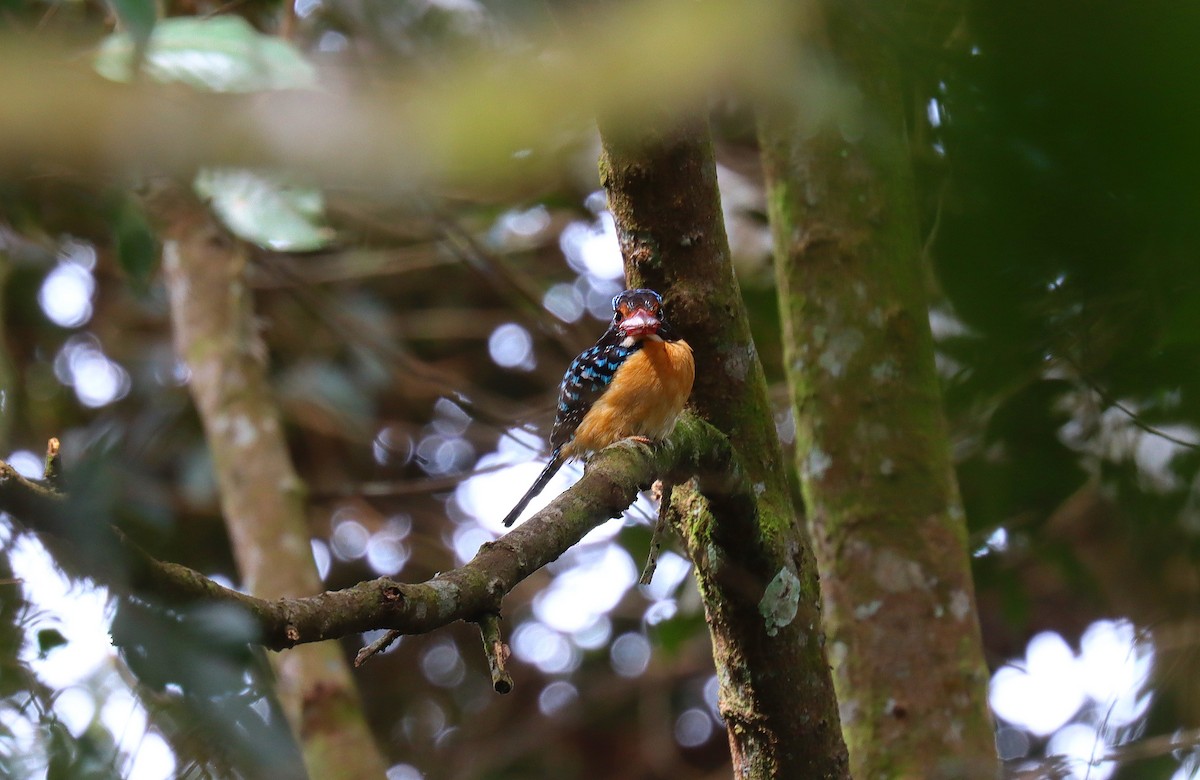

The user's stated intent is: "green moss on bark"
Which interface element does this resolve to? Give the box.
[600,116,849,779]
[759,6,997,778]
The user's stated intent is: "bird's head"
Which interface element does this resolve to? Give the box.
[611,289,681,344]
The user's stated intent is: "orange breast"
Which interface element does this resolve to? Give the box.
[564,339,695,457]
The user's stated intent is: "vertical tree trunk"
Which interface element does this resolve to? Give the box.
[152,184,388,780]
[599,117,850,779]
[758,8,997,778]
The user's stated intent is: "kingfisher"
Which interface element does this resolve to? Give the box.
[502,288,695,527]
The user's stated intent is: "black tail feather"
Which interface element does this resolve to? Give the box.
[502,451,565,527]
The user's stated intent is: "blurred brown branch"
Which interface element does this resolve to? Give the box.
[0,460,63,502]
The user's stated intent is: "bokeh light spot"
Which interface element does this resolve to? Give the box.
[53,687,96,738]
[534,544,637,633]
[674,708,714,748]
[1077,619,1152,726]
[128,731,177,780]
[512,622,579,674]
[38,263,95,328]
[1046,723,1111,780]
[990,631,1085,736]
[543,282,585,323]
[420,641,466,688]
[331,518,370,561]
[488,323,534,370]
[53,336,131,408]
[373,426,414,466]
[995,726,1029,761]
[610,633,650,678]
[495,205,550,241]
[387,764,424,780]
[402,700,447,744]
[311,539,331,580]
[570,616,612,650]
[7,450,44,479]
[538,680,578,716]
[366,532,410,575]
[559,211,623,281]
[431,398,471,436]
[452,526,494,565]
[703,675,722,720]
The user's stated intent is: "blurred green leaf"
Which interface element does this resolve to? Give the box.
[94,15,316,93]
[194,168,333,251]
[278,360,373,428]
[36,628,67,659]
[106,0,157,65]
[648,611,706,657]
[187,603,262,647]
[93,16,329,251]
[45,721,74,780]
[46,721,119,780]
[109,196,158,291]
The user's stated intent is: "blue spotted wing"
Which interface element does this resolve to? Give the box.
[550,332,640,451]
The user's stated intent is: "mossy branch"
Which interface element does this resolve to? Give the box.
[0,415,748,653]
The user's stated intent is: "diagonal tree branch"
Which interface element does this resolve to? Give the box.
[0,414,749,652]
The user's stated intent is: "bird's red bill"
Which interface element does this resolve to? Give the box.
[619,308,660,337]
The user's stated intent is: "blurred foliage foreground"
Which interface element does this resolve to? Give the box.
[2,0,1200,778]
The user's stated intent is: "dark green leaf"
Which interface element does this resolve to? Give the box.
[110,197,158,292]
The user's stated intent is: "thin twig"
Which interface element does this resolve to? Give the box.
[920,179,946,264]
[34,0,59,31]
[476,613,513,694]
[640,478,675,585]
[1098,394,1200,450]
[1064,356,1200,450]
[0,460,64,501]
[1105,726,1200,763]
[42,438,61,488]
[312,460,513,499]
[354,630,402,667]
[262,258,527,434]
[431,211,587,358]
[251,249,454,288]
[201,0,252,20]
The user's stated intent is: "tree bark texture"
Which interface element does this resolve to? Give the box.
[758,8,997,779]
[600,117,850,779]
[154,185,389,780]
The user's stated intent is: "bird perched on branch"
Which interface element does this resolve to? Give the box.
[502,288,695,527]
